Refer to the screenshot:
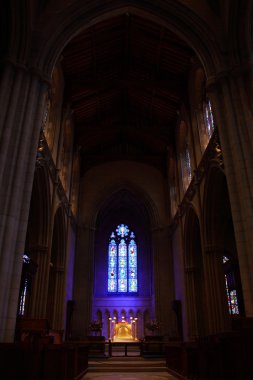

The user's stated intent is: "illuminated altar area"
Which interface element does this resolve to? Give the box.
[109,317,138,341]
[93,211,153,340]
[115,322,132,340]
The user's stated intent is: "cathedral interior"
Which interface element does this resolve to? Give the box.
[1,1,253,379]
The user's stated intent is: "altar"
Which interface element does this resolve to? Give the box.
[113,321,134,341]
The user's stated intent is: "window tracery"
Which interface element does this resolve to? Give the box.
[108,224,137,293]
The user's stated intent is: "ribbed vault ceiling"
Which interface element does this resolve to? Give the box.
[62,13,194,173]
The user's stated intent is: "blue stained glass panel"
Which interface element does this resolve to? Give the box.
[118,239,127,292]
[128,239,137,292]
[116,224,129,237]
[108,239,117,292]
[118,279,127,292]
[107,225,138,293]
[129,279,137,292]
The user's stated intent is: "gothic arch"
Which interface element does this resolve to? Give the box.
[184,205,201,268]
[189,65,206,110]
[203,164,229,249]
[93,188,153,297]
[50,206,66,269]
[28,1,225,80]
[25,165,50,250]
[90,181,161,230]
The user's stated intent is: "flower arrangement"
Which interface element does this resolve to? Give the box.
[89,320,103,332]
[145,319,159,332]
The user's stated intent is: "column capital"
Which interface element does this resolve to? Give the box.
[0,57,51,86]
[151,224,170,235]
[206,60,253,92]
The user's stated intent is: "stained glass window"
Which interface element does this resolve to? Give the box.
[203,99,214,139]
[128,232,137,292]
[18,254,31,316]
[108,233,117,292]
[108,225,137,293]
[223,256,239,315]
[180,144,192,192]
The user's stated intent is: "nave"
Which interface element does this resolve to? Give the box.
[1,1,253,379]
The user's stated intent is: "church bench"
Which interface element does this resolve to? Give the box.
[142,335,166,356]
[83,336,106,356]
[0,341,88,380]
[165,328,253,380]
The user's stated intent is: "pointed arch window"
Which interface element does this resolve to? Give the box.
[180,143,192,192]
[18,254,37,316]
[108,224,137,293]
[198,98,215,152]
[203,98,214,139]
[223,256,240,315]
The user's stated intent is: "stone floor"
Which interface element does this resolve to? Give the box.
[82,372,178,379]
[82,351,179,380]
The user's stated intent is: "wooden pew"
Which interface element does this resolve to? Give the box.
[142,335,165,356]
[0,341,88,380]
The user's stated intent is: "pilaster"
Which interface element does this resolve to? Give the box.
[184,266,198,340]
[73,224,95,338]
[152,225,176,336]
[29,245,49,318]
[0,61,49,341]
[203,246,229,334]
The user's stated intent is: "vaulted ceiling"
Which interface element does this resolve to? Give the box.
[62,13,194,174]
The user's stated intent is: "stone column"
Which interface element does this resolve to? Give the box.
[52,266,65,330]
[203,246,229,334]
[207,67,253,317]
[29,245,50,318]
[72,225,95,338]
[0,62,48,342]
[184,266,198,340]
[152,226,176,336]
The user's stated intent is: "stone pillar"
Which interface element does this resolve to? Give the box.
[0,62,48,341]
[52,266,65,329]
[72,225,95,338]
[184,266,199,340]
[207,68,253,316]
[152,226,176,336]
[203,246,229,334]
[29,245,50,318]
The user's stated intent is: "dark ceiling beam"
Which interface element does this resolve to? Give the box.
[68,75,184,99]
[80,154,165,175]
[123,13,130,75]
[76,122,173,146]
[121,13,130,128]
[79,136,166,152]
[73,98,177,132]
[148,48,159,121]
[149,27,165,121]
[90,26,102,123]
